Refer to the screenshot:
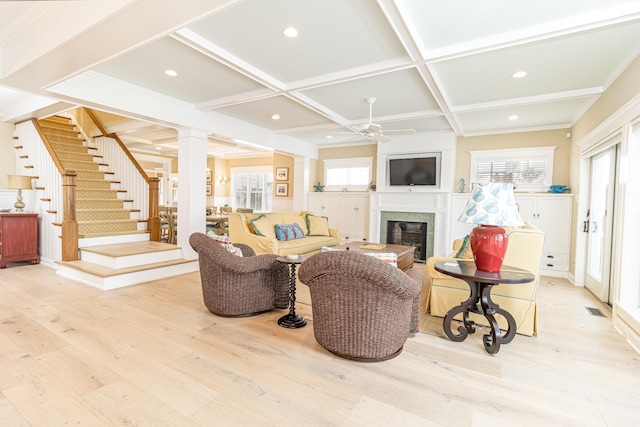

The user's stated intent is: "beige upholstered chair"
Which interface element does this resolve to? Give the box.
[220,206,233,215]
[423,222,545,336]
[299,251,422,361]
[189,232,290,317]
[235,207,253,213]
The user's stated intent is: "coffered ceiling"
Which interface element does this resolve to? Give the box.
[1,0,640,158]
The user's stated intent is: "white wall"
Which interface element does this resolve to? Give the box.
[1,121,16,189]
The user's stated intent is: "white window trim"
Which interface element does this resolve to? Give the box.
[323,157,373,191]
[469,146,556,192]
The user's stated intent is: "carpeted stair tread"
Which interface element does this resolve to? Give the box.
[78,230,148,239]
[77,209,132,221]
[76,199,126,209]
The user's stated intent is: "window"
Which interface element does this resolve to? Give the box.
[470,147,556,191]
[231,166,273,212]
[323,157,373,191]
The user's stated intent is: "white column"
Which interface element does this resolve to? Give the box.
[293,155,310,211]
[177,127,208,258]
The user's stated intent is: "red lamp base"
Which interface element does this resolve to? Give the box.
[470,225,508,272]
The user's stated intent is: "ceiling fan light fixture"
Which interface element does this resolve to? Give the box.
[512,70,527,79]
[164,69,178,77]
[283,27,298,38]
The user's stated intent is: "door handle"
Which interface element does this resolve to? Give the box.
[592,221,598,233]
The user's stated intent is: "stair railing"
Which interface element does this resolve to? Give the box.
[15,119,78,262]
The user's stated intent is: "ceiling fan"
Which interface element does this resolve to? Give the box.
[342,97,416,143]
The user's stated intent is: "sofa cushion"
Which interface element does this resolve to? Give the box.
[250,214,276,239]
[277,235,339,256]
[306,213,330,236]
[275,223,305,241]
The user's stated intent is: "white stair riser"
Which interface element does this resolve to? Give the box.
[56,261,199,290]
[80,248,183,269]
[79,233,149,248]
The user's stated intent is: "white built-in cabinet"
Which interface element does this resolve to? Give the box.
[514,193,573,276]
[449,192,573,277]
[308,192,370,243]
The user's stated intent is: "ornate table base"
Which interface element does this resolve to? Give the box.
[277,258,307,329]
[443,279,516,354]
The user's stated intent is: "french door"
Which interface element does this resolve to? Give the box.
[585,145,618,304]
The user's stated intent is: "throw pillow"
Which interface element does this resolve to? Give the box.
[275,223,306,241]
[454,234,472,259]
[364,252,398,267]
[306,213,330,236]
[206,230,243,256]
[320,245,342,252]
[250,214,276,239]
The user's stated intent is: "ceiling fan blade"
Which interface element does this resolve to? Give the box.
[375,134,391,143]
[383,129,416,135]
[366,123,382,133]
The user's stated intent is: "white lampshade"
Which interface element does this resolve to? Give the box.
[458,182,524,226]
[6,175,33,190]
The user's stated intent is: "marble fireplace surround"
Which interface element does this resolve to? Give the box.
[369,191,450,258]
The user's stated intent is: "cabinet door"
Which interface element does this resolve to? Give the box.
[514,195,536,224]
[323,195,340,230]
[309,194,340,229]
[338,194,369,241]
[535,196,572,254]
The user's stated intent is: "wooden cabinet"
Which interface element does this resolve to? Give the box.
[0,213,39,268]
[515,194,572,276]
[308,193,370,243]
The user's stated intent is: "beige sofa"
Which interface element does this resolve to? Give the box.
[228,211,340,256]
[423,222,545,336]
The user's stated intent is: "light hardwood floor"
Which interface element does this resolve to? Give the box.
[0,263,639,426]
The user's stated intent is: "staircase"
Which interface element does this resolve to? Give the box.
[33,115,198,290]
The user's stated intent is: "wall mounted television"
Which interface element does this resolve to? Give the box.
[387,153,441,188]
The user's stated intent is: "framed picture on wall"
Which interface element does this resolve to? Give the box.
[276,167,288,181]
[276,183,288,197]
[206,184,212,196]
[206,170,212,182]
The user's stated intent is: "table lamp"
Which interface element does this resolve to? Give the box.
[458,182,524,272]
[6,175,33,212]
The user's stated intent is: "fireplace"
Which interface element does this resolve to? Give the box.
[380,211,435,263]
[386,221,427,262]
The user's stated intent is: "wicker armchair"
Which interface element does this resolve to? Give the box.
[298,251,421,361]
[189,232,290,317]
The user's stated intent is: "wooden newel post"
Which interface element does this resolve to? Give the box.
[61,171,79,261]
[148,177,160,241]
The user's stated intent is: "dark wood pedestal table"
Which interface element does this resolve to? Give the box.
[434,260,534,354]
[276,256,307,328]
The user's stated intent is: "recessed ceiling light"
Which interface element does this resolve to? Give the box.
[156,146,162,150]
[509,114,519,120]
[165,69,178,77]
[512,70,527,79]
[271,113,280,120]
[326,135,333,139]
[283,27,298,38]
